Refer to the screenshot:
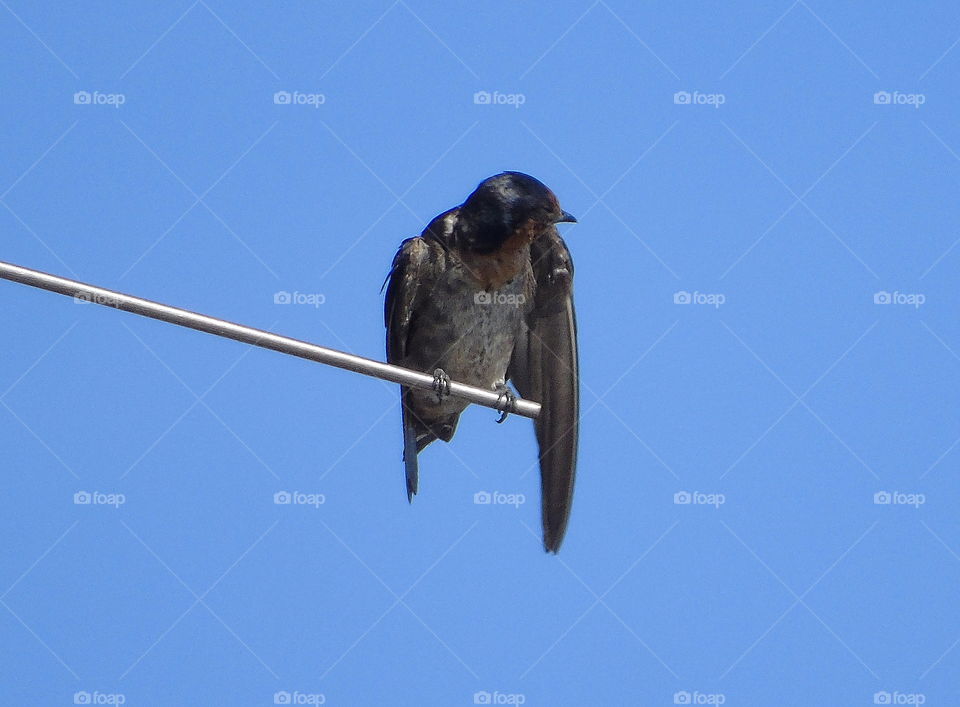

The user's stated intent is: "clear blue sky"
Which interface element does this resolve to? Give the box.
[2,2,960,705]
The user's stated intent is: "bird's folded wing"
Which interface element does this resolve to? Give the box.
[384,236,431,500]
[508,230,579,553]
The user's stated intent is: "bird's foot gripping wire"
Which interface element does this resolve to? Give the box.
[432,368,452,403]
[493,381,517,424]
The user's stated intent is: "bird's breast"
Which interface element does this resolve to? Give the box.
[406,264,531,393]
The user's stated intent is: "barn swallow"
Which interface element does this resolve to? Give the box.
[384,172,579,552]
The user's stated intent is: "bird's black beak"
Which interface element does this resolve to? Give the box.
[556,210,577,224]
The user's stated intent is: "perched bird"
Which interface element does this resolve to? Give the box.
[384,171,579,552]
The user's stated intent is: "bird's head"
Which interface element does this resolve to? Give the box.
[456,172,576,253]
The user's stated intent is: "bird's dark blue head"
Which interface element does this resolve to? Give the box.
[456,172,576,253]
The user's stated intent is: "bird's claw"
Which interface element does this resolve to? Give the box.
[432,368,451,403]
[493,382,517,423]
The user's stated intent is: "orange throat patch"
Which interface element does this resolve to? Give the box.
[461,220,538,291]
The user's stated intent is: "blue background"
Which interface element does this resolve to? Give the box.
[2,2,959,705]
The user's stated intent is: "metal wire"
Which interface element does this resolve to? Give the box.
[0,260,540,419]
